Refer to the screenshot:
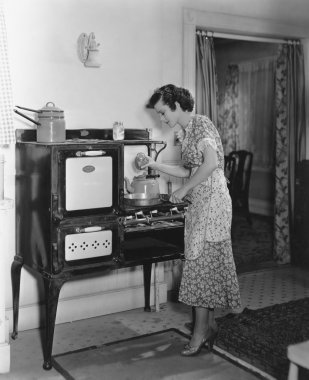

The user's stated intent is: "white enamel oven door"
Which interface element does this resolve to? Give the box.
[66,155,112,210]
[55,216,121,273]
[55,145,122,218]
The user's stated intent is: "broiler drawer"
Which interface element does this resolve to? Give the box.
[55,217,121,272]
[65,228,113,261]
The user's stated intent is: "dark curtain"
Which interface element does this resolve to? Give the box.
[195,31,218,125]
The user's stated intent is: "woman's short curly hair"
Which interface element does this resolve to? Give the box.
[146,84,194,112]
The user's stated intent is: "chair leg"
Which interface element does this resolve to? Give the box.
[288,362,298,380]
[243,199,252,225]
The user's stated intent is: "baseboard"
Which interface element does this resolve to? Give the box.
[249,198,273,216]
[6,282,167,332]
[5,317,9,345]
[0,341,10,374]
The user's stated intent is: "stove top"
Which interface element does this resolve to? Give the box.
[64,139,111,144]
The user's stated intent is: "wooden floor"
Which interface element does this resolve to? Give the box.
[4,265,309,379]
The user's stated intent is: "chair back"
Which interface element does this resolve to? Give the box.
[224,155,236,193]
[229,150,253,202]
[229,150,253,198]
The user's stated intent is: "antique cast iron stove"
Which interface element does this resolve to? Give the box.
[11,128,185,370]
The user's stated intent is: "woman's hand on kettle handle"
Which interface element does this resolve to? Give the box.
[140,155,156,169]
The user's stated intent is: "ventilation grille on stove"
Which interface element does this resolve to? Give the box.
[65,230,112,261]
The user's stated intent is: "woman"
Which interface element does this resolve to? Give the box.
[143,84,241,356]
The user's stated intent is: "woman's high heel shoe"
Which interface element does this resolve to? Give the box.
[181,338,207,357]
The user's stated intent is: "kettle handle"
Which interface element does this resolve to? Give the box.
[14,109,40,126]
[15,105,40,113]
[45,102,55,108]
[146,174,160,179]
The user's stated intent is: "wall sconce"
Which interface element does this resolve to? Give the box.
[77,32,101,68]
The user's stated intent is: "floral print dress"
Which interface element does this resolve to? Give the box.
[178,115,241,309]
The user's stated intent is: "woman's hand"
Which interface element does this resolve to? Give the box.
[140,156,157,169]
[175,129,185,144]
[169,187,188,204]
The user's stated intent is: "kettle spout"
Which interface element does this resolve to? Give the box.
[124,177,134,193]
[14,109,40,126]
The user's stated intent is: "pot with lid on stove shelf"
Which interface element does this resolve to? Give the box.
[14,102,66,143]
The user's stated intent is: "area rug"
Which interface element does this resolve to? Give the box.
[232,213,274,268]
[52,328,216,380]
[215,297,309,380]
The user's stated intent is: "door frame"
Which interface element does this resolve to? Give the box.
[183,8,309,158]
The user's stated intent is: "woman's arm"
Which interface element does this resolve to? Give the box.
[141,157,190,178]
[169,144,218,203]
[183,144,217,191]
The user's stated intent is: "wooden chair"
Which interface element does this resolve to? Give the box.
[224,155,236,194]
[228,150,253,225]
[287,340,309,380]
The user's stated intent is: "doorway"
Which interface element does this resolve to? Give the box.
[183,7,307,268]
[211,38,278,270]
[213,38,278,217]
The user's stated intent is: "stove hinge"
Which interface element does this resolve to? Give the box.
[51,242,63,274]
[52,193,63,220]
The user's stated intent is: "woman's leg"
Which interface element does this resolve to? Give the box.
[189,307,218,347]
[189,306,208,346]
[184,306,196,332]
[181,307,218,355]
[207,308,218,331]
[205,308,218,350]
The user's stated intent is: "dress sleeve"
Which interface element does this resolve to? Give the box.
[197,137,217,154]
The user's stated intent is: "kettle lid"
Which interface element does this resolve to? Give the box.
[39,102,64,118]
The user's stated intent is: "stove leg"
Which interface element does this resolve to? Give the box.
[11,255,24,340]
[143,263,152,312]
[42,276,66,370]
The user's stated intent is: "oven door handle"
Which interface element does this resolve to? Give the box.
[75,226,103,233]
[75,150,106,157]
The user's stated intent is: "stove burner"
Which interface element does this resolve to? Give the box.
[121,206,186,228]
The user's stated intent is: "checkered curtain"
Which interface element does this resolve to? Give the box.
[0,3,15,144]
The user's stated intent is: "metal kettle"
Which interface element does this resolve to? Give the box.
[124,173,160,199]
[14,102,66,143]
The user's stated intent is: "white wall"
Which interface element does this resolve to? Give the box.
[3,0,309,331]
[3,0,171,332]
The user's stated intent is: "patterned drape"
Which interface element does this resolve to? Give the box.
[274,43,306,264]
[274,45,289,264]
[0,3,15,145]
[195,31,218,125]
[217,64,239,154]
[286,43,306,223]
